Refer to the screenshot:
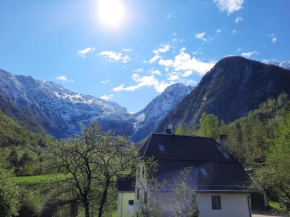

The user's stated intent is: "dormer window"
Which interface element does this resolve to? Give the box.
[159,144,165,152]
[199,167,207,176]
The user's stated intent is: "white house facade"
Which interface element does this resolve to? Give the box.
[117,131,260,217]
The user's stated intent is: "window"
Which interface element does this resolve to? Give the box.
[159,144,165,152]
[137,189,140,200]
[199,167,207,176]
[212,195,221,209]
[128,200,134,214]
[142,166,145,177]
[137,166,140,177]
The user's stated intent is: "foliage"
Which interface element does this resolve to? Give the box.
[253,113,290,201]
[168,168,199,217]
[0,111,53,176]
[0,164,20,217]
[199,113,219,140]
[45,122,136,217]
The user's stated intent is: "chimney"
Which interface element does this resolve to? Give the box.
[166,124,173,134]
[219,135,230,159]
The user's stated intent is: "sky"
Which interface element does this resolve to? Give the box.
[0,0,289,112]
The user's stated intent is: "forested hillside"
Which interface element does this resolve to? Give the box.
[0,110,53,175]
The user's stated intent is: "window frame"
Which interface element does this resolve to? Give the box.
[211,195,221,210]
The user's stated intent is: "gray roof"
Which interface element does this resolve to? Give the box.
[139,133,254,192]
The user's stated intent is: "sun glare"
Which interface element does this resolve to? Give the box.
[98,0,124,26]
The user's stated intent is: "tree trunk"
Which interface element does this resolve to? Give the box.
[84,199,90,217]
[98,178,110,217]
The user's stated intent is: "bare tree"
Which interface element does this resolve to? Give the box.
[137,157,165,217]
[46,122,136,217]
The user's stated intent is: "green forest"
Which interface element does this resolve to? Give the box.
[0,93,290,216]
[176,93,290,202]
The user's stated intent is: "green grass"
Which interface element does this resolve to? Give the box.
[10,173,71,184]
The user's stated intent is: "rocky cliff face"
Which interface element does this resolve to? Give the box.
[156,56,290,132]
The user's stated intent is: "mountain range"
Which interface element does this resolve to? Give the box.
[1,56,290,142]
[0,69,192,142]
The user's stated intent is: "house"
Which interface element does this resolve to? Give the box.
[117,129,261,217]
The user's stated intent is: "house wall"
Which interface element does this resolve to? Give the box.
[117,192,135,217]
[135,191,251,217]
[197,192,251,217]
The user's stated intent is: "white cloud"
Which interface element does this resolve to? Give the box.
[232,29,237,34]
[216,29,222,34]
[113,74,172,93]
[99,51,131,63]
[56,76,74,82]
[101,79,110,84]
[149,55,161,64]
[122,48,133,52]
[159,49,215,76]
[143,60,148,64]
[151,70,162,75]
[241,51,259,58]
[237,48,241,52]
[153,44,171,55]
[195,32,207,42]
[235,16,244,23]
[213,0,244,15]
[100,94,113,100]
[134,68,144,73]
[77,47,95,57]
[269,34,277,43]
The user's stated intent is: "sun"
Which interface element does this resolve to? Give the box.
[98,0,124,26]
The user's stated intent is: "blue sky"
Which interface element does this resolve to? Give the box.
[0,0,289,112]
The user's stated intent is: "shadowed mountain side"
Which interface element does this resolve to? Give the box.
[156,56,290,132]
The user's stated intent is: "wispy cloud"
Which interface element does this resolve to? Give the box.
[153,44,171,55]
[134,68,144,73]
[195,32,207,42]
[151,69,162,75]
[122,48,133,52]
[149,55,161,64]
[241,51,259,58]
[101,79,110,84]
[269,34,277,43]
[159,48,215,76]
[100,94,113,100]
[56,76,74,82]
[235,16,244,23]
[77,47,95,58]
[113,74,172,93]
[213,0,244,15]
[99,51,131,63]
[232,29,237,34]
[216,29,222,34]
